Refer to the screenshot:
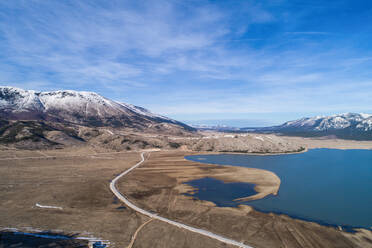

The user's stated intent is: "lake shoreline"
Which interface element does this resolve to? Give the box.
[128,150,372,248]
[184,148,372,231]
[246,205,371,233]
[212,146,308,156]
[181,148,310,202]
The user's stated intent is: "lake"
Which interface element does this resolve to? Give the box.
[185,149,372,229]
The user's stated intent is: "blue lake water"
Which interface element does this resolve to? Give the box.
[185,149,372,229]
[184,177,257,206]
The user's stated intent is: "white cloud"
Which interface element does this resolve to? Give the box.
[0,0,231,86]
[0,0,371,119]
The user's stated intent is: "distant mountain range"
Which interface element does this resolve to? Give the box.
[0,86,194,131]
[245,113,372,140]
[193,113,372,140]
[260,113,372,131]
[190,124,241,132]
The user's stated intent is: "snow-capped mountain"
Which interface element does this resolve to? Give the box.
[0,86,194,131]
[279,113,372,131]
[247,113,372,140]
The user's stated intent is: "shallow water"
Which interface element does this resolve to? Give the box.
[185,149,372,229]
[184,177,257,206]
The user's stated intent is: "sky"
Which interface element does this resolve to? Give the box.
[1,0,372,127]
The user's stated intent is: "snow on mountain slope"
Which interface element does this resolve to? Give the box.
[0,86,193,131]
[0,87,43,111]
[247,113,372,140]
[238,113,372,140]
[118,102,174,122]
[280,113,372,131]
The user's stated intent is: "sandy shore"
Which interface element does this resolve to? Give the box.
[181,152,281,201]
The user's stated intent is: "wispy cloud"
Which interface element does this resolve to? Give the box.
[0,0,371,122]
[0,0,230,87]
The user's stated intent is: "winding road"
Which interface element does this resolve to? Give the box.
[109,152,253,248]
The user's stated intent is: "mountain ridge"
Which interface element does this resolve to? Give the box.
[242,113,372,140]
[0,86,194,131]
[190,113,372,140]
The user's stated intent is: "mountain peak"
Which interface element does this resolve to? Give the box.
[0,86,194,131]
[260,112,372,140]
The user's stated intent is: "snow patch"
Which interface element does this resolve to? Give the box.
[254,136,264,141]
[223,134,235,138]
[105,129,114,135]
[35,203,63,210]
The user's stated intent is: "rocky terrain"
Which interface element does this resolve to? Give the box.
[169,132,305,153]
[0,120,187,150]
[0,119,305,153]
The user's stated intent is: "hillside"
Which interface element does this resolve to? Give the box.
[0,86,197,149]
[0,86,194,131]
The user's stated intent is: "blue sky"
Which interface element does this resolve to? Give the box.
[1,0,372,127]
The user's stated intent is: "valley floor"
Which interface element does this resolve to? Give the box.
[0,140,371,248]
